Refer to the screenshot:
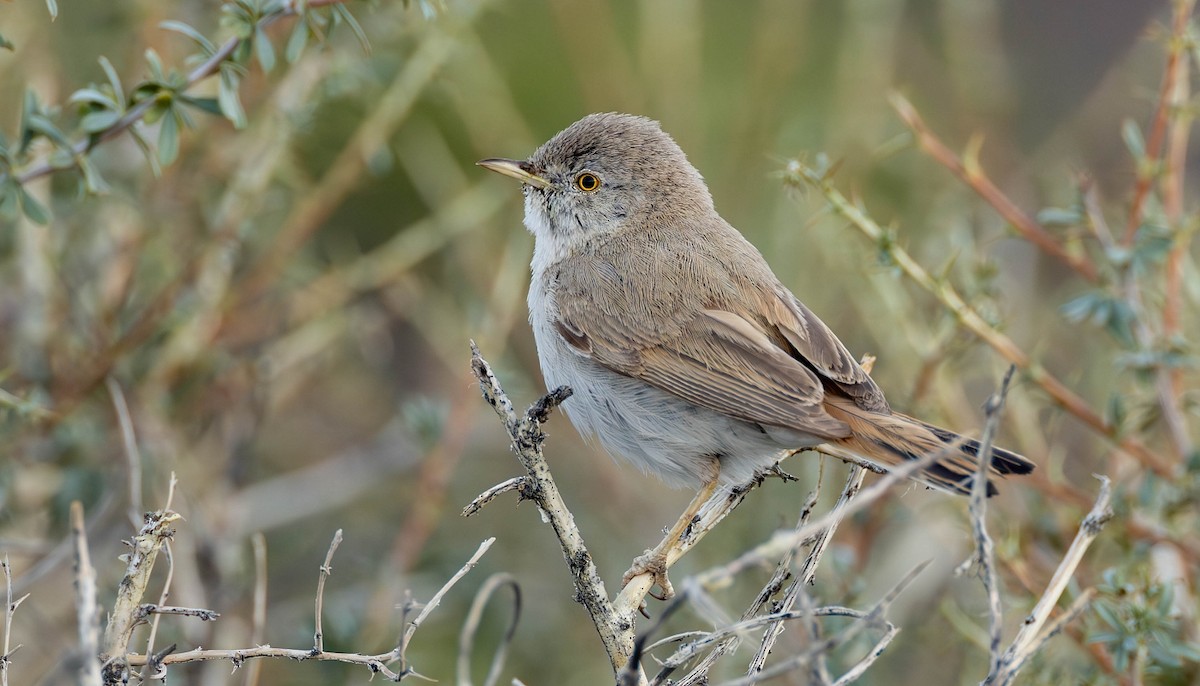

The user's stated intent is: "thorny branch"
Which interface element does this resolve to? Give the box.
[786,157,1177,478]
[465,341,634,676]
[115,534,497,682]
[2,555,29,686]
[889,93,1100,283]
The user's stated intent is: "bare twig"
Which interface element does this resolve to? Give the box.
[654,471,828,686]
[889,93,1100,283]
[140,541,176,681]
[456,573,521,686]
[139,605,219,621]
[713,561,929,686]
[70,502,102,686]
[965,367,1016,675]
[2,555,29,686]
[750,466,867,678]
[700,438,963,590]
[787,157,1177,478]
[804,445,887,475]
[462,477,530,517]
[663,442,950,686]
[621,593,691,686]
[987,477,1113,685]
[313,529,344,654]
[394,537,496,678]
[120,536,496,682]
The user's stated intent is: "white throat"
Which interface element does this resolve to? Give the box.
[524,192,574,276]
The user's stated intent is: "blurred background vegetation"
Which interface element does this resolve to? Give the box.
[0,0,1197,683]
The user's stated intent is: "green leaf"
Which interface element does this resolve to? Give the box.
[98,56,124,102]
[1131,224,1172,273]
[128,127,162,178]
[179,96,222,116]
[218,71,247,129]
[18,186,50,225]
[0,185,18,222]
[254,28,276,73]
[286,18,310,63]
[27,113,74,149]
[48,149,74,169]
[221,4,256,40]
[19,90,42,153]
[80,109,121,133]
[160,20,217,55]
[68,88,118,109]
[145,49,166,81]
[45,0,58,20]
[0,31,14,51]
[78,156,111,195]
[157,109,180,166]
[1122,119,1145,159]
[1035,207,1082,227]
[333,4,371,54]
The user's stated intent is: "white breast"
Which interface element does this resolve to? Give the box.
[526,268,799,488]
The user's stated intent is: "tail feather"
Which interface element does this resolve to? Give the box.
[823,396,1035,496]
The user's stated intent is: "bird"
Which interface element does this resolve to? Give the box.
[478,113,1034,599]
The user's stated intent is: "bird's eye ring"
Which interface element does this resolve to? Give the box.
[575,172,601,192]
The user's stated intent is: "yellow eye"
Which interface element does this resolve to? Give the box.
[575,172,601,192]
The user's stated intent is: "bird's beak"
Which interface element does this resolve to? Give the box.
[476,158,551,189]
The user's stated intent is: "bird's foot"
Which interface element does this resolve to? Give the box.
[622,548,674,601]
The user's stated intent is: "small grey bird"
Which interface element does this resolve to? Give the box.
[479,113,1033,596]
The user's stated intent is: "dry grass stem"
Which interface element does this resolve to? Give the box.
[105,377,143,526]
[245,533,268,686]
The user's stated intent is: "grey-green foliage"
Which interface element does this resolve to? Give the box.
[0,0,373,225]
[1088,567,1200,678]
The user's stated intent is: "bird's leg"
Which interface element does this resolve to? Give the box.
[620,466,721,602]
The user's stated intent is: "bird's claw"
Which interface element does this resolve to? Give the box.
[622,548,675,601]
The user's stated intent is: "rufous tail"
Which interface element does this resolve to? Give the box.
[823,396,1034,496]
